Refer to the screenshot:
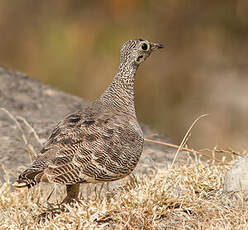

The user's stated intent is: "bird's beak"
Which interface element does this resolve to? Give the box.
[150,42,164,51]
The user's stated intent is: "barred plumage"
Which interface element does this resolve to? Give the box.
[13,39,163,203]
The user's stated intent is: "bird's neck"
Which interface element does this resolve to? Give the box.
[100,62,138,111]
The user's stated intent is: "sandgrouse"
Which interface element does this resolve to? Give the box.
[14,39,163,203]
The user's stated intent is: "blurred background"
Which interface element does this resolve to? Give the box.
[0,0,248,150]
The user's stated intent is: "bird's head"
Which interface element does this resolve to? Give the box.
[120,39,163,66]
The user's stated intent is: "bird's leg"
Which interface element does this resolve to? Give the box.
[62,184,80,204]
[36,184,81,222]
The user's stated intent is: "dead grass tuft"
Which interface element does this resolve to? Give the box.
[1,158,248,229]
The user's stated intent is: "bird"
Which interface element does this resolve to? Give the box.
[13,39,163,203]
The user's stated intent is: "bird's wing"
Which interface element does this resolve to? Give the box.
[35,106,143,185]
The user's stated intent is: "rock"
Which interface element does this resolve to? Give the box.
[223,157,248,197]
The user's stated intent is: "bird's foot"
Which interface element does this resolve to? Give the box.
[61,195,81,206]
[36,204,64,223]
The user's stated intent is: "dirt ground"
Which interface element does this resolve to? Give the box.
[0,67,181,183]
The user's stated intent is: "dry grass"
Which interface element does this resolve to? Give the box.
[1,157,248,229]
[1,110,248,229]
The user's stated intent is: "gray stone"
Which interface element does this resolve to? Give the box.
[223,157,248,197]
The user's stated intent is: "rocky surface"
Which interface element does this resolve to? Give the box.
[0,67,182,183]
[223,157,248,198]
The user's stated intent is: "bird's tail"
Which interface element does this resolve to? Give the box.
[13,168,43,189]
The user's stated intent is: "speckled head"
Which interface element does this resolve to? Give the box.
[120,39,164,66]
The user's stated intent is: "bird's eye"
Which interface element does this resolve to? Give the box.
[140,42,150,51]
[142,43,148,50]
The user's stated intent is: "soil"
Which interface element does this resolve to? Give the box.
[0,67,181,183]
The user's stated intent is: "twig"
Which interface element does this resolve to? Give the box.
[144,138,227,165]
[17,116,43,146]
[171,114,209,167]
[199,148,245,157]
[1,107,38,161]
[1,108,28,145]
